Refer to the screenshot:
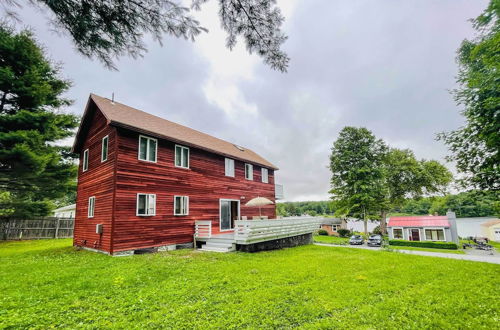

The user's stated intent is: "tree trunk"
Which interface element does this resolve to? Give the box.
[363,208,368,235]
[0,92,6,113]
[380,210,387,235]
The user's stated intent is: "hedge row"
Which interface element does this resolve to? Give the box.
[389,240,458,250]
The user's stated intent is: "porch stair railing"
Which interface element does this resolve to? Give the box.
[194,220,212,238]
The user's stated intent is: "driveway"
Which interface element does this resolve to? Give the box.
[314,243,500,265]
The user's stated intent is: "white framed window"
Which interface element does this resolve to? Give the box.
[175,145,189,168]
[138,135,157,162]
[174,196,189,216]
[225,158,235,177]
[88,196,95,218]
[101,135,109,162]
[392,228,403,239]
[261,168,269,183]
[332,224,340,232]
[137,193,156,216]
[245,163,253,180]
[424,228,445,241]
[82,149,89,172]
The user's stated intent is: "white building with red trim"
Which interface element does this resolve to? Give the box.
[387,211,459,244]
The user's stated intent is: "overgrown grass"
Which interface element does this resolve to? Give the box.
[313,235,349,245]
[1,239,499,329]
[389,245,465,254]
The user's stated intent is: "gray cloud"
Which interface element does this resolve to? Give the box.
[15,0,488,201]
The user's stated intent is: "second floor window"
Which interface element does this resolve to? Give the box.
[225,158,235,177]
[139,135,157,162]
[101,135,109,162]
[261,168,269,183]
[175,145,189,168]
[137,193,156,216]
[174,196,189,215]
[88,196,95,218]
[82,149,89,172]
[245,163,253,180]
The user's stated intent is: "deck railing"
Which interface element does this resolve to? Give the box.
[233,217,322,244]
[194,220,212,238]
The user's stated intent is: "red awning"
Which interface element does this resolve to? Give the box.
[387,216,450,227]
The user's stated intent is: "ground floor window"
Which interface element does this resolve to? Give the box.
[393,228,403,239]
[425,229,445,241]
[174,196,189,215]
[331,224,340,232]
[137,194,156,216]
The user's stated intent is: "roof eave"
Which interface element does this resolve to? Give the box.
[109,121,279,170]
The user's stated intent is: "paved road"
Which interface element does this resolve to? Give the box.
[314,243,500,265]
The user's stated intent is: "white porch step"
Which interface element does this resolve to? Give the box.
[199,241,235,253]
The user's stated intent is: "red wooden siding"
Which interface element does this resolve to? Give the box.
[111,129,276,252]
[73,106,116,252]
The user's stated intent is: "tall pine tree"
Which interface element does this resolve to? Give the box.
[0,24,78,222]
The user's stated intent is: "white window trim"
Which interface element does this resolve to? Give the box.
[83,149,89,172]
[331,224,339,232]
[245,163,253,180]
[174,196,189,216]
[101,135,109,162]
[136,193,156,216]
[423,227,447,241]
[175,144,190,169]
[392,227,404,240]
[219,199,240,232]
[261,168,269,183]
[225,158,235,177]
[88,196,95,218]
[138,135,158,163]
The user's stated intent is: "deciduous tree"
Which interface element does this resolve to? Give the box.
[329,127,387,234]
[438,1,499,190]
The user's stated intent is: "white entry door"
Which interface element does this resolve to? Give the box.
[495,230,500,242]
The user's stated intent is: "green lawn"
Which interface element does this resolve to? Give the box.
[389,245,465,254]
[313,235,349,245]
[1,239,499,329]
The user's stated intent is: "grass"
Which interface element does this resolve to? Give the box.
[313,235,349,245]
[389,245,465,254]
[1,240,499,329]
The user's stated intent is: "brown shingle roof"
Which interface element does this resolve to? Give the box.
[75,94,278,169]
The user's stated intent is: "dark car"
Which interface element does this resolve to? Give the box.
[349,235,364,245]
[367,234,383,247]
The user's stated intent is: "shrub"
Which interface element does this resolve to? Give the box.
[389,240,458,250]
[372,226,382,235]
[337,229,351,238]
[317,229,329,236]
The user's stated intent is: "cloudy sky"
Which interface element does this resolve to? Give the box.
[14,0,487,201]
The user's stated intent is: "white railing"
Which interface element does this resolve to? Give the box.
[194,220,212,238]
[234,217,322,244]
[275,184,284,200]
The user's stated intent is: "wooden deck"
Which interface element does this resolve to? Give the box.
[195,217,322,251]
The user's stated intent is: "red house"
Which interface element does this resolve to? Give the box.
[72,94,281,255]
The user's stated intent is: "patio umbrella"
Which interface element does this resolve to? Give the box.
[245,196,274,218]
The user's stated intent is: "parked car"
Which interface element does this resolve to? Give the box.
[367,234,383,247]
[349,235,364,245]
